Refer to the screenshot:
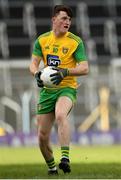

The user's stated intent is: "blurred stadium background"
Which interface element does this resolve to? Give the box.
[0,0,121,146]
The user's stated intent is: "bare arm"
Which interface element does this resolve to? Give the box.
[68,61,89,76]
[29,56,41,76]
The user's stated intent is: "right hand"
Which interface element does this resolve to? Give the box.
[34,71,44,88]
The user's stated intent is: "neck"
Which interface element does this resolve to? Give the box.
[52,29,67,38]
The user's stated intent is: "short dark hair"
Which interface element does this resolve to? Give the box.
[52,5,73,18]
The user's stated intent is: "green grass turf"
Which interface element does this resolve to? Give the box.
[0,145,121,179]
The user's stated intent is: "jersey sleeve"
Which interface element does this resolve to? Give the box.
[73,41,87,62]
[32,38,43,57]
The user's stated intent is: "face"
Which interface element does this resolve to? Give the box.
[52,11,72,36]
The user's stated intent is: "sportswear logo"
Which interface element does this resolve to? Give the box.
[37,104,42,111]
[62,47,69,54]
[45,46,49,49]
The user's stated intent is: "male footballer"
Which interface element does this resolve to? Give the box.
[29,5,89,175]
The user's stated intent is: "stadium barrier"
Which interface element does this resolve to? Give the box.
[0,129,121,146]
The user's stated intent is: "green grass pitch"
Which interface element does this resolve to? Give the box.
[0,145,121,179]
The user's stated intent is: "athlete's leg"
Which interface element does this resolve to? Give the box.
[37,112,58,174]
[55,96,73,173]
[55,96,72,146]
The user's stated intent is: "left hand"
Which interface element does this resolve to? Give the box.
[50,67,69,85]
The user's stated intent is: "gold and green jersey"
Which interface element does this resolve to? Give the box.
[32,31,87,89]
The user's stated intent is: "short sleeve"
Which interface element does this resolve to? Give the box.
[32,39,43,57]
[73,41,87,62]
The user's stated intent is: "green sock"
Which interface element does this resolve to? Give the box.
[61,146,69,159]
[46,157,56,170]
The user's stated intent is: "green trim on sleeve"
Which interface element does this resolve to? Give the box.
[73,41,87,62]
[32,39,43,57]
[67,32,81,44]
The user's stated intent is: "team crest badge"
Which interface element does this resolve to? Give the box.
[62,47,69,54]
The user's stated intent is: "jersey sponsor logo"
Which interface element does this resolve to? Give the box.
[47,54,60,66]
[62,47,69,54]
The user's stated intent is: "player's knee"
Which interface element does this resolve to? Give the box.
[55,112,66,123]
[38,131,49,142]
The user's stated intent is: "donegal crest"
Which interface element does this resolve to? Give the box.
[62,47,69,54]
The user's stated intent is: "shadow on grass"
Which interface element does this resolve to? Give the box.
[0,163,121,179]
